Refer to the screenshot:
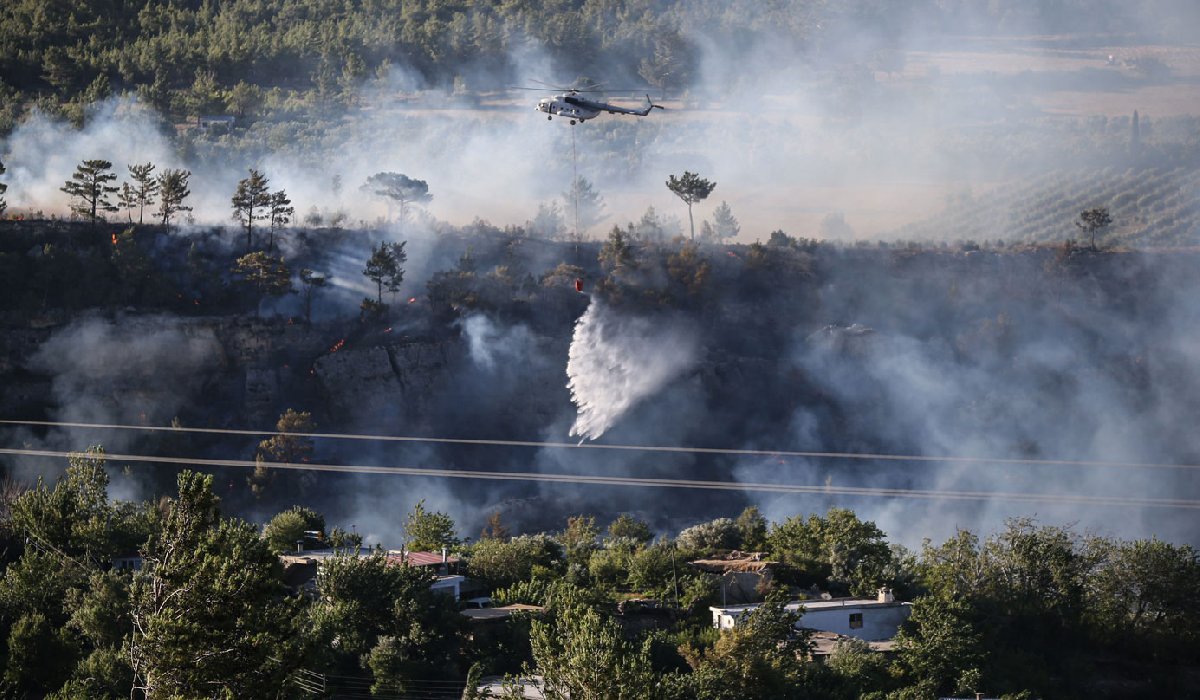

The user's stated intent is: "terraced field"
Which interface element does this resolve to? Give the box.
[890,166,1200,246]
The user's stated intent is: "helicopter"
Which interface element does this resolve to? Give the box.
[517,82,664,125]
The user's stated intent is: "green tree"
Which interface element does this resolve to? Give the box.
[187,69,222,120]
[709,201,740,242]
[267,189,294,252]
[3,611,77,694]
[893,593,985,697]
[673,594,810,700]
[60,159,118,225]
[666,171,716,240]
[362,172,432,228]
[308,552,464,693]
[363,241,407,304]
[8,447,130,560]
[126,162,158,225]
[233,251,291,317]
[263,506,325,554]
[598,226,637,275]
[1084,537,1200,662]
[607,514,653,545]
[116,181,137,222]
[231,169,271,250]
[1075,206,1112,249]
[734,506,767,551]
[129,471,300,698]
[156,168,191,231]
[468,534,563,589]
[250,409,315,498]
[559,515,600,570]
[404,499,459,551]
[767,507,893,595]
[61,570,134,698]
[225,81,261,119]
[530,588,659,700]
[677,518,738,555]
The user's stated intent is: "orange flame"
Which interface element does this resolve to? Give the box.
[111,234,118,246]
[329,338,346,353]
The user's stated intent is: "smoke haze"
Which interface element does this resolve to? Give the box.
[3,1,1200,549]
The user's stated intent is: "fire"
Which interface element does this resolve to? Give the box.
[329,338,346,353]
[408,297,417,304]
[111,234,118,246]
[383,327,392,333]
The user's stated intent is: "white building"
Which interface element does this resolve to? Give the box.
[710,589,911,642]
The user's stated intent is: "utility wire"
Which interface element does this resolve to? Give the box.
[2,418,1199,472]
[1,446,1197,510]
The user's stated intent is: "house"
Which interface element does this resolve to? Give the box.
[196,115,236,130]
[689,551,787,605]
[279,546,465,600]
[709,589,911,642]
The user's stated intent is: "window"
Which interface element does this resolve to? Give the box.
[849,612,863,629]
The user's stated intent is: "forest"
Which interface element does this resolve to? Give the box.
[1,449,1196,699]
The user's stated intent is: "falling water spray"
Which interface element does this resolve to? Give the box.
[565,298,699,441]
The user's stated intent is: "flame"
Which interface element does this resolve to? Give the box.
[111,234,118,246]
[383,327,393,333]
[329,338,346,353]
[408,297,417,304]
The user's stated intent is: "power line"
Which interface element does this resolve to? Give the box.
[2,418,1197,472]
[1,446,1197,510]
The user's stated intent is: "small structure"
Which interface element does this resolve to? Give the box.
[460,603,544,623]
[689,551,784,605]
[474,675,547,699]
[279,546,464,600]
[196,115,236,130]
[709,588,911,642]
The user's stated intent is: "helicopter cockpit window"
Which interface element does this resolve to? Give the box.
[564,96,581,106]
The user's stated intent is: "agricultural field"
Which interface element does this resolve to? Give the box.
[889,165,1200,246]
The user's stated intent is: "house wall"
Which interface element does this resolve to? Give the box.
[799,605,911,641]
[712,603,912,641]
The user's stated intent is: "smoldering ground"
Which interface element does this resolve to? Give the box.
[4,1,1200,546]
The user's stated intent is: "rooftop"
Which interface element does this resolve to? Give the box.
[711,597,910,615]
[461,604,545,622]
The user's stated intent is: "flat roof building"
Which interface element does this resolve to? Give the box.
[710,589,911,642]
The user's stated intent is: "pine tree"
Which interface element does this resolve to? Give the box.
[60,159,119,225]
[362,241,406,304]
[362,172,431,229]
[666,171,716,241]
[129,471,300,697]
[156,168,192,231]
[267,190,294,252]
[231,169,271,250]
[127,162,158,224]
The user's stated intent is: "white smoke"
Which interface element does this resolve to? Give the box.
[566,299,698,441]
